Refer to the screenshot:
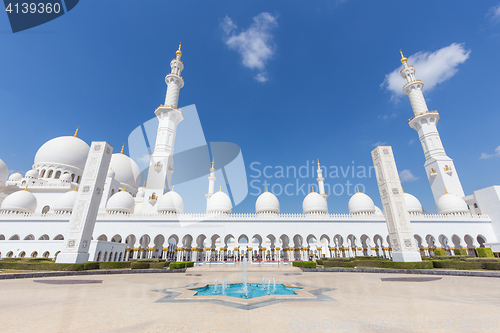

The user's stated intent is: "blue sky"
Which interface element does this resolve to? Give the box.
[1,1,500,214]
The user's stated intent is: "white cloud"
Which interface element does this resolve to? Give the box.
[382,43,470,101]
[479,145,500,159]
[221,12,278,82]
[409,139,415,145]
[372,141,386,147]
[399,169,419,183]
[488,4,500,20]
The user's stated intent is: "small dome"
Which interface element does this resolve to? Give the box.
[303,191,328,214]
[437,192,469,215]
[207,191,232,214]
[137,187,145,198]
[0,159,9,184]
[0,190,37,213]
[134,202,144,214]
[60,173,72,182]
[374,206,384,216]
[8,172,23,181]
[108,153,141,189]
[25,170,39,179]
[34,136,90,170]
[53,190,78,212]
[348,192,375,215]
[404,192,423,214]
[107,168,116,179]
[106,190,135,214]
[255,190,280,214]
[157,190,184,214]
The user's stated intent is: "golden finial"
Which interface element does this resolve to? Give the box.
[120,143,125,154]
[172,185,175,192]
[74,127,79,137]
[445,188,449,194]
[357,187,359,193]
[219,185,222,192]
[176,42,182,57]
[317,159,320,167]
[143,181,146,187]
[212,158,214,166]
[123,185,127,192]
[74,185,78,192]
[24,184,29,191]
[311,187,315,193]
[400,49,407,64]
[266,186,269,192]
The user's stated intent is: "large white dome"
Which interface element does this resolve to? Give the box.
[109,153,141,189]
[207,191,232,214]
[348,192,375,215]
[0,159,8,184]
[303,191,328,214]
[404,192,423,214]
[53,190,78,212]
[25,170,39,179]
[157,190,184,214]
[255,190,280,214]
[34,136,90,170]
[0,190,37,213]
[437,193,469,215]
[106,191,135,214]
[8,172,22,181]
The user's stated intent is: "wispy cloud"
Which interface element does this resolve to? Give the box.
[409,139,415,145]
[479,145,500,159]
[487,4,500,20]
[221,12,278,82]
[381,43,470,101]
[399,169,419,183]
[372,141,387,147]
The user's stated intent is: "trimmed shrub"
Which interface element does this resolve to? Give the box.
[323,260,355,268]
[482,262,500,270]
[453,249,468,256]
[169,261,194,269]
[432,260,482,270]
[149,262,165,269]
[99,261,131,270]
[130,262,150,269]
[476,247,494,258]
[433,250,448,257]
[0,261,85,271]
[83,262,100,270]
[292,261,316,268]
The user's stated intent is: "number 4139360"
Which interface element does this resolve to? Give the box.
[5,2,61,14]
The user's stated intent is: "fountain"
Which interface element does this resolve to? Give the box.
[192,258,300,299]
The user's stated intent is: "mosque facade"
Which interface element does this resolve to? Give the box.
[0,46,499,262]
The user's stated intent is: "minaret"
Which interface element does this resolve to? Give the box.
[400,50,464,204]
[205,159,216,199]
[143,43,185,208]
[316,159,328,200]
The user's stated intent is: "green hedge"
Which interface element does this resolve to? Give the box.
[0,261,85,271]
[292,261,317,268]
[482,262,500,270]
[169,261,194,269]
[323,260,355,268]
[130,262,150,269]
[453,249,468,256]
[316,260,324,265]
[99,261,131,269]
[149,262,165,269]
[431,260,483,270]
[477,247,494,258]
[433,250,448,257]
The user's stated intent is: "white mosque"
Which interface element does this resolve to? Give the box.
[0,46,499,263]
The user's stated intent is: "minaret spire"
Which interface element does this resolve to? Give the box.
[206,159,216,199]
[142,44,186,212]
[316,159,328,200]
[401,50,464,204]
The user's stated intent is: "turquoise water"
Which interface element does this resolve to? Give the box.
[192,283,300,299]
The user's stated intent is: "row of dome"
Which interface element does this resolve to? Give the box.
[0,183,469,216]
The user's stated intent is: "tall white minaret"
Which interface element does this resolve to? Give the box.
[205,159,216,199]
[400,50,464,204]
[143,43,185,210]
[316,159,329,200]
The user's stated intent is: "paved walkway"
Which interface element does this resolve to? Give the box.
[0,269,499,332]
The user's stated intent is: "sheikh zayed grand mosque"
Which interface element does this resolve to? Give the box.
[0,46,499,263]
